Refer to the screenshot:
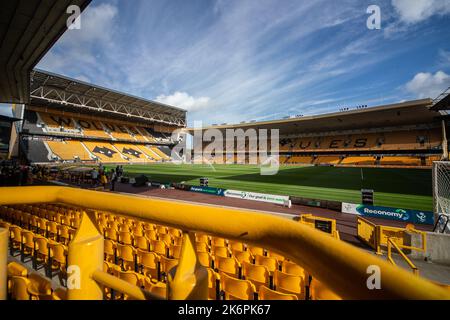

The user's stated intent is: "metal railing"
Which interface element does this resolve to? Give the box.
[357,217,427,255]
[387,238,419,276]
[1,186,450,300]
[299,214,339,239]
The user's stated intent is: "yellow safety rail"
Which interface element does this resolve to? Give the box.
[387,238,419,276]
[357,217,377,250]
[0,186,450,300]
[357,217,427,255]
[300,214,339,239]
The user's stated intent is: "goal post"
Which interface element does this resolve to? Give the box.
[433,161,450,233]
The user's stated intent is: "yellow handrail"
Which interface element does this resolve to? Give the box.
[387,238,419,276]
[1,186,450,300]
[91,270,164,300]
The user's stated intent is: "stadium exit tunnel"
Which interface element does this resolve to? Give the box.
[0,186,449,300]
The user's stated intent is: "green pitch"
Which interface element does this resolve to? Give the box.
[106,163,433,211]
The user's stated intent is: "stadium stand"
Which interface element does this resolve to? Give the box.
[0,202,329,300]
[16,70,187,165]
[83,142,125,163]
[46,140,91,161]
[192,99,446,168]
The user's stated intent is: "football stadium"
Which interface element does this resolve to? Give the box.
[1,0,450,307]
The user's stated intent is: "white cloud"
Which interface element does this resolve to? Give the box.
[405,71,450,99]
[156,92,211,112]
[38,3,118,73]
[392,0,450,24]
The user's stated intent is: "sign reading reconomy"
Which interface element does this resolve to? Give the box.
[224,189,289,205]
[342,202,434,225]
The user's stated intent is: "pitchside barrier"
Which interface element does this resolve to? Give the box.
[357,217,427,256]
[342,203,434,225]
[1,187,449,300]
[298,214,339,239]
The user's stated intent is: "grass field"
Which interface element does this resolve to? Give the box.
[106,163,433,211]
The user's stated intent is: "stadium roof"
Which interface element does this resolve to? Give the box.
[0,114,21,123]
[188,99,441,135]
[0,0,91,104]
[30,69,187,127]
[431,87,450,111]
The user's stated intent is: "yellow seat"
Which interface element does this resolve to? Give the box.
[254,255,278,273]
[118,270,145,300]
[228,241,245,252]
[195,241,210,253]
[248,246,265,257]
[168,227,182,238]
[137,249,159,279]
[156,225,168,234]
[242,261,270,291]
[273,270,304,299]
[9,276,32,300]
[197,252,214,268]
[33,236,50,271]
[27,273,53,300]
[220,272,256,300]
[131,225,144,237]
[159,233,173,245]
[7,261,28,277]
[282,260,306,278]
[195,233,210,245]
[144,229,158,241]
[150,239,169,257]
[211,237,227,247]
[21,230,35,263]
[170,244,182,259]
[258,285,298,300]
[233,250,253,264]
[48,242,68,279]
[57,225,72,245]
[104,239,117,263]
[117,243,137,271]
[143,278,167,299]
[159,256,179,281]
[46,221,58,240]
[215,256,240,277]
[9,225,22,256]
[118,231,134,245]
[206,267,220,300]
[213,245,231,258]
[105,227,118,242]
[134,235,150,251]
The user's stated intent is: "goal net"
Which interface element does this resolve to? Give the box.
[433,161,450,233]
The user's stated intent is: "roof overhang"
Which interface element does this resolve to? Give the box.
[188,99,441,135]
[29,69,186,127]
[0,0,92,104]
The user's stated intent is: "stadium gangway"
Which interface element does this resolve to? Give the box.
[0,186,450,300]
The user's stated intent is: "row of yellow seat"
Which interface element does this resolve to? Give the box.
[1,203,341,300]
[6,261,67,300]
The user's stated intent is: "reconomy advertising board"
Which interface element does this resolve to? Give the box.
[342,203,434,225]
[224,189,289,205]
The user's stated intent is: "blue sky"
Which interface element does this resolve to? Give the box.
[20,0,448,125]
